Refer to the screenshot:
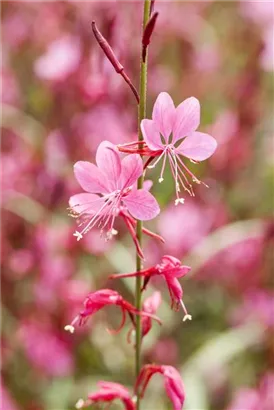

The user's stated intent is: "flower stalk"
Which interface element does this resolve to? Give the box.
[135,1,152,408]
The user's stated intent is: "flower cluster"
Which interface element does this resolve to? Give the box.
[64,5,216,409]
[66,89,216,409]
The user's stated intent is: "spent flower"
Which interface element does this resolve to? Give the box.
[75,381,135,410]
[135,364,185,410]
[64,288,161,334]
[110,255,192,321]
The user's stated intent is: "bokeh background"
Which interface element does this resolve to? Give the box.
[1,1,274,409]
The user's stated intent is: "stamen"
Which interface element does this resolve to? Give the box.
[73,231,83,241]
[64,315,79,333]
[180,299,192,321]
[147,149,166,169]
[175,198,185,206]
[76,195,115,238]
[158,149,167,183]
[64,325,75,333]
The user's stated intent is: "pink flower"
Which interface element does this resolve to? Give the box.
[34,35,81,82]
[226,373,274,410]
[110,255,192,321]
[64,289,161,334]
[127,291,162,343]
[141,291,162,337]
[69,141,160,257]
[135,364,185,410]
[75,381,135,410]
[119,92,217,202]
[18,322,73,377]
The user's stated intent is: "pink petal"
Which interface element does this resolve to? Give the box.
[164,374,185,410]
[119,154,143,189]
[164,266,191,279]
[143,180,153,191]
[96,141,122,190]
[69,193,104,214]
[152,92,176,140]
[173,97,200,142]
[166,277,183,301]
[141,119,163,150]
[123,189,160,221]
[176,131,217,161]
[74,161,109,193]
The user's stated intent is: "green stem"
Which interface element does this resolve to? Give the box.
[135,0,151,408]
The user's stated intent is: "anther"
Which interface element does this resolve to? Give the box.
[183,314,192,321]
[158,177,164,183]
[175,198,185,206]
[64,325,75,333]
[73,231,83,241]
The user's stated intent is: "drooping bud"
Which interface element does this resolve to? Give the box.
[142,12,159,62]
[92,21,139,103]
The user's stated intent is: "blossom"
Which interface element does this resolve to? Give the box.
[127,291,162,343]
[110,255,192,321]
[64,289,161,334]
[75,381,135,410]
[34,35,81,81]
[69,140,160,257]
[18,321,73,376]
[135,364,185,410]
[226,373,274,410]
[119,92,217,203]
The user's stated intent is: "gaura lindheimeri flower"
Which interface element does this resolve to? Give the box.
[64,289,161,334]
[75,381,135,410]
[135,364,185,410]
[118,92,217,203]
[69,140,160,258]
[110,255,191,321]
[127,291,162,344]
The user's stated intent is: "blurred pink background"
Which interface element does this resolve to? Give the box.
[1,1,274,409]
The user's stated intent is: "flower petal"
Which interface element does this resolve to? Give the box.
[152,92,176,141]
[96,141,122,190]
[74,161,109,193]
[143,180,153,191]
[69,193,104,214]
[176,131,217,161]
[173,97,200,142]
[141,119,163,150]
[123,189,160,221]
[119,154,143,189]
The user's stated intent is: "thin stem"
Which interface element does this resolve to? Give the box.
[135,1,152,409]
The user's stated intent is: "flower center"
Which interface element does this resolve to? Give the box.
[70,190,123,241]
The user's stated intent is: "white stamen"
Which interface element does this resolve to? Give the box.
[180,299,192,321]
[175,198,185,206]
[111,228,118,235]
[158,177,164,183]
[147,149,166,169]
[75,399,84,409]
[64,325,75,333]
[73,231,83,241]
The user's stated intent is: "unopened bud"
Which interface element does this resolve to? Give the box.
[142,12,159,62]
